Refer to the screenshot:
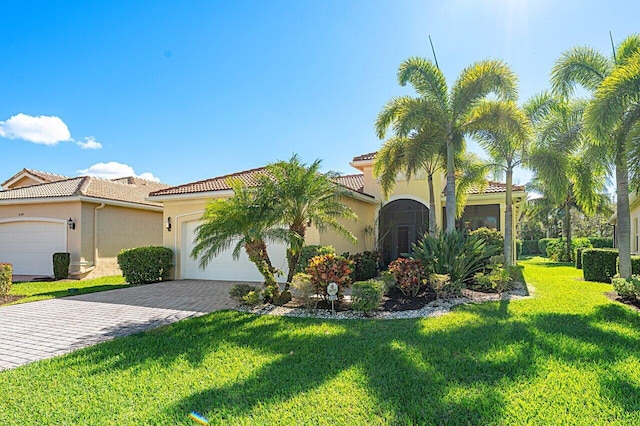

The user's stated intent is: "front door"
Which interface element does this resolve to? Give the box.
[392,225,414,259]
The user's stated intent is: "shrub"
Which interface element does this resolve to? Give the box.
[429,273,461,298]
[343,251,380,281]
[387,258,425,296]
[588,237,613,248]
[631,256,640,275]
[413,230,499,287]
[242,290,263,306]
[0,263,12,298]
[229,283,261,302]
[294,245,335,274]
[575,248,584,270]
[538,238,556,256]
[291,273,317,309]
[521,240,540,255]
[52,252,70,280]
[306,254,353,299]
[117,246,174,284]
[516,239,522,259]
[547,238,592,262]
[351,279,384,315]
[470,227,504,255]
[582,248,619,283]
[472,267,513,293]
[612,276,640,299]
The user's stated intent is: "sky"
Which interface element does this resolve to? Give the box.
[2,0,639,187]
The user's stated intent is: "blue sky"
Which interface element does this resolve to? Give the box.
[2,0,639,186]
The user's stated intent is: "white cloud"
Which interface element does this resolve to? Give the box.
[76,136,102,150]
[78,162,161,182]
[0,113,71,145]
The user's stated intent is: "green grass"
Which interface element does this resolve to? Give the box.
[6,275,128,305]
[1,257,639,424]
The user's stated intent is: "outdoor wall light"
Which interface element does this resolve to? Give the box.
[67,218,75,230]
[166,217,172,232]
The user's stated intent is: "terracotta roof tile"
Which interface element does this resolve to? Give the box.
[0,176,169,207]
[352,152,377,162]
[443,181,526,195]
[335,174,365,193]
[1,168,71,188]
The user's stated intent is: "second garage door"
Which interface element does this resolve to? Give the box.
[181,221,289,282]
[0,220,67,276]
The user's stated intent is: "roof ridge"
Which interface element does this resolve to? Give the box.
[151,166,268,195]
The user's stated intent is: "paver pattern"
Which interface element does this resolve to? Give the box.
[0,280,238,370]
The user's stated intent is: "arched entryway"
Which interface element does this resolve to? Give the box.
[379,199,429,265]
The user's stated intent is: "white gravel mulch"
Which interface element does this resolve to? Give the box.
[237,282,533,320]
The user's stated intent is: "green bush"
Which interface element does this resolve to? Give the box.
[521,240,540,255]
[52,252,70,280]
[351,279,384,315]
[0,263,12,297]
[612,276,640,299]
[242,290,263,306]
[294,245,335,274]
[413,230,499,287]
[588,237,613,248]
[582,248,619,283]
[516,239,522,259]
[575,248,584,270]
[471,267,513,293]
[117,246,174,284]
[387,258,425,296]
[429,273,461,298]
[343,251,380,281]
[306,254,353,298]
[547,238,592,262]
[470,227,504,255]
[631,256,640,275]
[538,238,556,256]
[229,283,261,302]
[291,273,317,309]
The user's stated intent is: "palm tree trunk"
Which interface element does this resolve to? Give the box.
[427,173,436,236]
[564,202,572,262]
[616,151,632,279]
[504,169,513,266]
[285,223,306,286]
[445,137,456,233]
[245,240,279,296]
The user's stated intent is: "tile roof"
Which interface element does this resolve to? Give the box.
[0,176,169,207]
[1,168,71,188]
[443,181,526,195]
[149,168,370,198]
[352,152,377,162]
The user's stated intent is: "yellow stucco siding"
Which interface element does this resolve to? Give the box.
[317,197,376,254]
[7,176,43,189]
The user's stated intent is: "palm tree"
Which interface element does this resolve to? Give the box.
[259,154,357,285]
[191,179,294,295]
[467,100,531,265]
[551,34,640,278]
[373,128,445,237]
[524,92,607,261]
[375,57,518,233]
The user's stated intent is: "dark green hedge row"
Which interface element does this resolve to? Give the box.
[53,252,70,280]
[582,249,619,283]
[574,248,585,269]
[117,246,174,285]
[0,263,12,297]
[521,240,540,255]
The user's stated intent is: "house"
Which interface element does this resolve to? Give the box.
[0,169,169,278]
[609,192,640,254]
[148,152,526,282]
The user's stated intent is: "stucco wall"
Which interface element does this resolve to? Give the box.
[317,197,377,254]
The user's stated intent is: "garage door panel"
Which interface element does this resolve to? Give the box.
[182,221,289,282]
[0,221,67,275]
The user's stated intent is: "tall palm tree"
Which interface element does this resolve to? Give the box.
[375,57,518,232]
[467,100,531,265]
[373,128,445,236]
[524,92,607,260]
[191,179,294,295]
[551,34,640,278]
[259,154,357,285]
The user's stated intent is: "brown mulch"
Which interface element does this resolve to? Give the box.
[605,291,640,312]
[0,295,25,306]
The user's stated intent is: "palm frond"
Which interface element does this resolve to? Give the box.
[550,46,611,97]
[397,57,449,110]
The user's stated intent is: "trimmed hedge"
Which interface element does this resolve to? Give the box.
[117,246,173,284]
[574,248,584,270]
[515,240,522,259]
[53,252,70,280]
[582,248,618,283]
[351,279,385,315]
[521,240,540,255]
[632,256,640,275]
[538,238,555,256]
[588,237,613,248]
[343,251,380,281]
[0,263,12,297]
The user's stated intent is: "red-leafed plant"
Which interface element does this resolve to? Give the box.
[306,254,353,299]
[387,258,426,296]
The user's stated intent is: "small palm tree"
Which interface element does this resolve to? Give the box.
[259,155,357,285]
[551,34,640,278]
[191,179,295,295]
[524,92,607,260]
[467,100,530,265]
[376,56,518,232]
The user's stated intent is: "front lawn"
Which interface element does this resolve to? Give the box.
[1,258,639,424]
[4,276,128,306]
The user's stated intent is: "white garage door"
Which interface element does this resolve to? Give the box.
[0,220,67,276]
[181,221,289,282]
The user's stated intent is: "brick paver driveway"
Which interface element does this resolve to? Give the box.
[0,280,238,370]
